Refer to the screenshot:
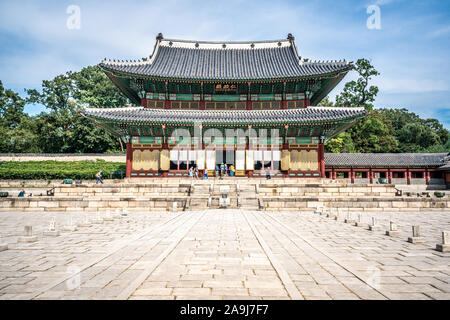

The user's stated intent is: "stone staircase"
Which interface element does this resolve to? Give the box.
[0,179,448,212]
[187,182,260,210]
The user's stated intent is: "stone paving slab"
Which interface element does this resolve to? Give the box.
[0,209,448,300]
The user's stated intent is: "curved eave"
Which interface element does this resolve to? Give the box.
[98,63,352,84]
[101,68,141,104]
[81,107,367,129]
[310,72,349,106]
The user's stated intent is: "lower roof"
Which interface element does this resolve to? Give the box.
[82,106,367,126]
[325,153,449,168]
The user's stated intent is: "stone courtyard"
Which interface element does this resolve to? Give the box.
[0,208,449,300]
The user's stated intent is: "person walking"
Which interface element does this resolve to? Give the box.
[96,170,104,184]
[230,164,235,177]
[189,167,194,179]
[194,167,199,180]
[266,167,271,180]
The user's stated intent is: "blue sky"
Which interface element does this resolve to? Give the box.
[0,0,449,128]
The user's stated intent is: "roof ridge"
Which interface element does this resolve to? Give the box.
[162,38,290,45]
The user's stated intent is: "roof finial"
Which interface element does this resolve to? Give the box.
[287,33,295,41]
[156,33,163,41]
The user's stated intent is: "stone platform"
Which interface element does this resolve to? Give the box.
[0,179,448,212]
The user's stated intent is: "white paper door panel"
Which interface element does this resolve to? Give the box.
[246,150,254,170]
[206,150,215,170]
[236,150,245,170]
[197,150,205,170]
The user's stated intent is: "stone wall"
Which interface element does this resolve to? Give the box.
[1,195,448,213]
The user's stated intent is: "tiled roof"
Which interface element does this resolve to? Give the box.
[325,153,448,168]
[99,34,351,81]
[82,106,367,126]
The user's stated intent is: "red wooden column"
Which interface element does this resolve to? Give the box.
[304,92,310,107]
[350,168,355,184]
[246,129,253,177]
[425,169,430,185]
[406,169,411,185]
[282,82,287,109]
[125,142,132,178]
[141,98,147,107]
[164,99,171,109]
[369,168,373,184]
[318,143,325,178]
[246,82,252,110]
[388,168,392,184]
[282,131,289,178]
[331,168,335,180]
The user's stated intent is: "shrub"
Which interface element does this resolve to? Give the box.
[0,161,126,180]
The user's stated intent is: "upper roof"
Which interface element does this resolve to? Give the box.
[99,33,352,81]
[325,153,449,168]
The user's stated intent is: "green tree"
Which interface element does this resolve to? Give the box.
[71,66,127,108]
[26,74,76,152]
[0,80,26,129]
[422,118,448,145]
[319,96,334,107]
[0,81,40,153]
[379,108,449,152]
[325,132,355,153]
[26,66,127,153]
[335,58,379,111]
[352,110,398,153]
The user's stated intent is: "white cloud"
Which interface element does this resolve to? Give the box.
[0,53,79,89]
[428,25,450,38]
[374,77,449,93]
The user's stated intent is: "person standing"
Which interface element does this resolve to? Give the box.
[194,167,199,180]
[96,171,104,184]
[266,167,271,180]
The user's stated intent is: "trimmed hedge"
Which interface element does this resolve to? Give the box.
[0,160,126,180]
